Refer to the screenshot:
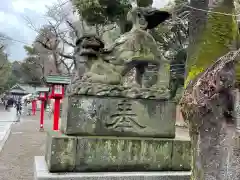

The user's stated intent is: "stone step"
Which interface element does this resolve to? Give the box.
[35,156,191,180]
[45,131,191,173]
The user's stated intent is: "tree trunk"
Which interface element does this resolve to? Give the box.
[182,0,240,179]
[186,0,238,86]
[181,50,240,180]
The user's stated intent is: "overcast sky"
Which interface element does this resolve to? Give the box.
[0,0,171,61]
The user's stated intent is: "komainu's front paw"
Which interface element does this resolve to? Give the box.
[82,72,93,82]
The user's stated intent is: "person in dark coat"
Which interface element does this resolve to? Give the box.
[15,100,22,116]
[5,98,14,110]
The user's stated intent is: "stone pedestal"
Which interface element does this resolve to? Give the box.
[60,95,176,138]
[45,131,191,172]
[35,156,191,180]
[35,84,191,179]
[61,83,175,138]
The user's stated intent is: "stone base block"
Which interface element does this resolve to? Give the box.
[60,93,176,138]
[45,131,191,172]
[35,156,191,180]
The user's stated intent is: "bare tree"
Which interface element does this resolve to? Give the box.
[23,0,120,75]
[23,0,77,75]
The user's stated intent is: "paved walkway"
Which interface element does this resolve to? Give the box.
[0,122,12,152]
[0,112,51,180]
[0,107,18,152]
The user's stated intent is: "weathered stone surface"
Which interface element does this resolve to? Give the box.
[35,156,191,180]
[45,131,191,172]
[45,131,77,172]
[75,136,172,172]
[171,139,191,171]
[67,82,170,100]
[60,94,176,138]
[72,8,171,88]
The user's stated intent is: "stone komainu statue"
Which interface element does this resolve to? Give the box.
[42,6,192,177]
[74,7,171,88]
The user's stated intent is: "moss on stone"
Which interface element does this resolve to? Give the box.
[45,131,192,172]
[172,139,191,170]
[45,131,77,172]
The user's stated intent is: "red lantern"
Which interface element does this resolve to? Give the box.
[48,84,64,131]
[45,75,70,131]
[51,84,64,99]
[38,92,47,101]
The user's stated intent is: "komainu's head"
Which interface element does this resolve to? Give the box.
[75,34,104,57]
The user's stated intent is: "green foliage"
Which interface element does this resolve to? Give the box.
[72,0,152,32]
[20,59,43,85]
[73,0,105,25]
[0,32,20,92]
[15,45,44,85]
[11,59,42,86]
[0,63,11,88]
[1,69,19,93]
[73,0,131,25]
[23,45,37,56]
[0,51,15,93]
[186,4,238,86]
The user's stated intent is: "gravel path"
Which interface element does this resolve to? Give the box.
[0,114,51,180]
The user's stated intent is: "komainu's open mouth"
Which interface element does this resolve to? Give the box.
[78,37,104,57]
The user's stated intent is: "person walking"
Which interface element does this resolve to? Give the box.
[5,99,7,110]
[26,100,32,115]
[6,98,14,111]
[23,99,28,115]
[15,100,22,116]
[14,99,22,122]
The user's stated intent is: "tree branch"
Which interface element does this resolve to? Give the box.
[66,20,79,38]
[36,40,74,60]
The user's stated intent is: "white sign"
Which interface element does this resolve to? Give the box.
[54,85,62,95]
[40,92,45,98]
